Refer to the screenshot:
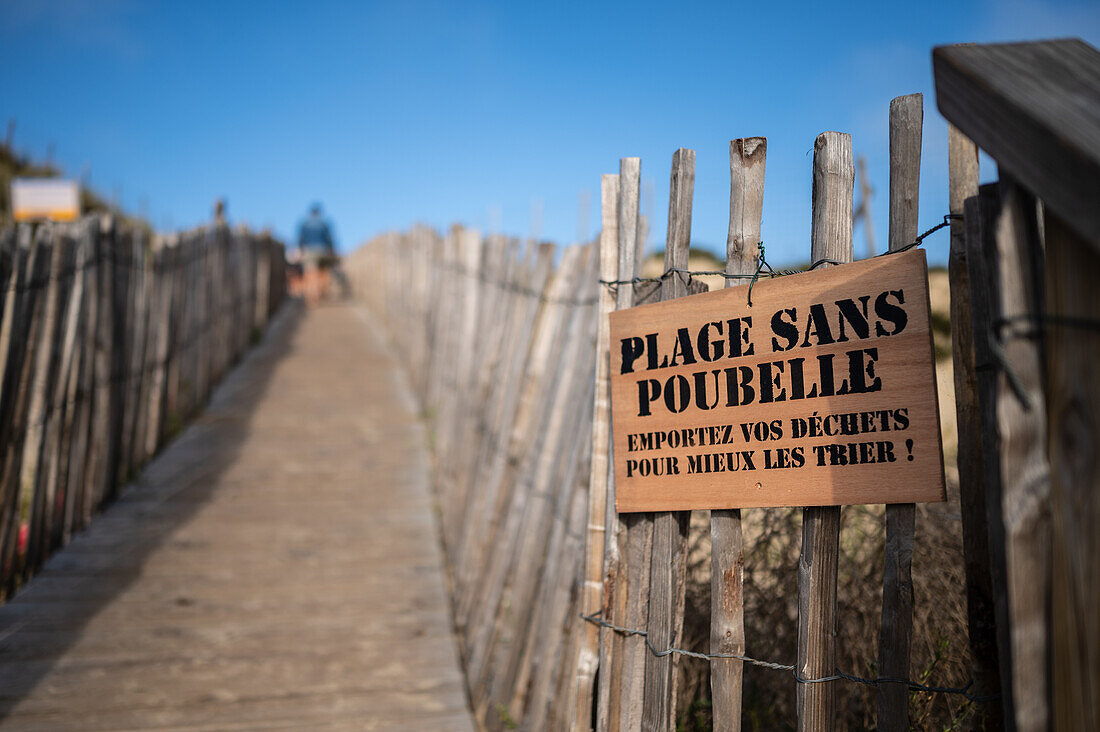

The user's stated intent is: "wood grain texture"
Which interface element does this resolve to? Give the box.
[711,137,765,732]
[877,92,921,732]
[576,173,619,732]
[797,131,853,732]
[1044,211,1100,731]
[483,247,594,723]
[367,214,613,732]
[452,243,554,637]
[464,247,579,710]
[933,39,1100,246]
[995,179,1052,732]
[17,236,62,561]
[612,156,648,732]
[948,128,1006,728]
[607,250,944,512]
[0,231,32,590]
[642,148,695,732]
[517,252,600,728]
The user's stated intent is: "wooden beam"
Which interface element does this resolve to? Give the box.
[1044,210,1100,730]
[933,39,1100,247]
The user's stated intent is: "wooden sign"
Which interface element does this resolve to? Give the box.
[609,249,945,512]
[11,178,81,222]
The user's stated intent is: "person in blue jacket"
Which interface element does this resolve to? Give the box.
[296,203,347,299]
[298,203,336,258]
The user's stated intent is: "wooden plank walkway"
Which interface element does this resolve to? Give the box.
[0,303,473,731]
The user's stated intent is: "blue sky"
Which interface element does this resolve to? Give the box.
[2,1,1099,265]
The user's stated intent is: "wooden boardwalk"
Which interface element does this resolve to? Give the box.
[0,304,473,731]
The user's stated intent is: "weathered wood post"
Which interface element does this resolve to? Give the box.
[1043,209,1100,732]
[574,172,620,731]
[963,182,1017,728]
[38,229,86,565]
[711,136,766,732]
[877,92,921,731]
[0,230,28,589]
[523,256,602,728]
[608,156,644,732]
[995,179,1052,732]
[934,39,1100,726]
[18,229,63,574]
[797,131,853,732]
[492,246,598,725]
[461,244,578,722]
[0,227,47,590]
[947,124,1006,727]
[642,147,695,732]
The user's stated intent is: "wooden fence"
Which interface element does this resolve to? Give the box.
[347,38,1098,732]
[935,38,1100,732]
[347,106,951,730]
[0,216,286,598]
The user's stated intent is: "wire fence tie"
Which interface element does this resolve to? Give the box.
[579,611,999,703]
[595,212,962,296]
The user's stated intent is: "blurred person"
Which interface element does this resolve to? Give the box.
[296,203,348,303]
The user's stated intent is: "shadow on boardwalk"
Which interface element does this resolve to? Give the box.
[0,302,472,731]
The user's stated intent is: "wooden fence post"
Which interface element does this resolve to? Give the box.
[68,219,99,540]
[609,156,645,732]
[642,148,695,732]
[37,229,84,566]
[1043,209,1100,731]
[0,229,26,591]
[797,131,853,732]
[948,126,1007,727]
[711,136,766,732]
[574,172,620,731]
[994,178,1052,732]
[0,227,46,590]
[964,184,1018,729]
[17,229,63,578]
[877,92,922,732]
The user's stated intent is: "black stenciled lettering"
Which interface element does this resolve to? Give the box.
[801,303,835,347]
[621,336,645,374]
[835,295,872,342]
[693,370,722,410]
[757,360,787,403]
[698,321,725,362]
[670,327,697,367]
[893,407,910,430]
[637,379,661,417]
[728,316,755,357]
[646,332,664,370]
[770,308,798,352]
[723,366,755,407]
[664,374,691,413]
[874,290,908,336]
